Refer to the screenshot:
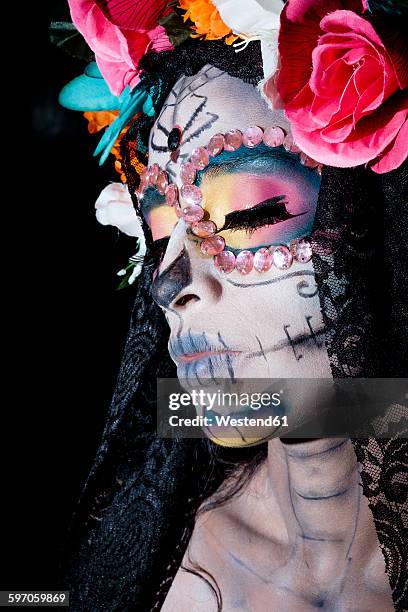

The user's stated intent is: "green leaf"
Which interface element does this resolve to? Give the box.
[50,20,95,62]
[159,11,191,47]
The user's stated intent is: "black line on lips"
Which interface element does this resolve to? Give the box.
[294,488,349,501]
[284,325,303,361]
[255,336,268,363]
[193,362,205,387]
[227,270,316,288]
[217,332,236,383]
[202,332,219,384]
[225,354,236,384]
[188,328,199,351]
[305,315,323,347]
[167,307,183,338]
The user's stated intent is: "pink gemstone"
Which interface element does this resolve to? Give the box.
[207,133,225,156]
[291,238,313,263]
[180,162,196,185]
[180,184,203,206]
[242,126,263,148]
[253,247,272,272]
[236,250,254,275]
[270,245,293,270]
[148,163,160,185]
[156,170,168,195]
[224,129,242,151]
[165,183,178,206]
[214,250,236,273]
[191,220,217,238]
[190,147,209,170]
[182,204,204,223]
[137,171,149,195]
[300,152,319,168]
[283,135,301,153]
[263,126,285,148]
[200,235,225,256]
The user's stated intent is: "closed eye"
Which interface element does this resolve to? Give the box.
[220,195,306,235]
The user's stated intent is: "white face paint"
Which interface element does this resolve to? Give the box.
[144,66,332,443]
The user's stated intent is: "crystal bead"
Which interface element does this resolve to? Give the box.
[214,250,236,273]
[299,152,319,168]
[207,133,225,156]
[224,129,243,151]
[263,126,285,148]
[137,170,149,195]
[190,147,209,170]
[270,245,293,269]
[283,135,301,153]
[253,247,272,272]
[165,183,178,207]
[200,235,225,256]
[191,220,217,238]
[156,170,168,195]
[182,204,204,223]
[242,126,264,148]
[180,184,203,206]
[291,238,313,263]
[236,250,254,274]
[148,163,160,185]
[180,162,196,185]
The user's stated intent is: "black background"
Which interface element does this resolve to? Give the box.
[6,3,137,591]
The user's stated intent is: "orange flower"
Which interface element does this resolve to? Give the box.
[83,110,119,134]
[178,0,237,44]
[83,110,140,183]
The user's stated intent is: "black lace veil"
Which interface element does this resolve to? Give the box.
[63,41,408,611]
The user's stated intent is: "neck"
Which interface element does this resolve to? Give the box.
[263,438,378,585]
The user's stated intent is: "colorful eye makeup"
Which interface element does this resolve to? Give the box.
[136,125,323,274]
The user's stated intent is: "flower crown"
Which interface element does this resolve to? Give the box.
[56,0,407,284]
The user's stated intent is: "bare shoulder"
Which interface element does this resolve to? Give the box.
[160,560,219,612]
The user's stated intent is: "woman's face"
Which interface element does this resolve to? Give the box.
[144,66,332,440]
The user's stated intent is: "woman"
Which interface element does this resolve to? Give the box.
[58,1,407,610]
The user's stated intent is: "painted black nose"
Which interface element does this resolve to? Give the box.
[151,248,193,309]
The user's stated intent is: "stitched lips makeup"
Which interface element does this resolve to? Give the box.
[169,333,242,379]
[136,126,322,274]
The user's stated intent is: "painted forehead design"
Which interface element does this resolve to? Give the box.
[148,66,291,180]
[137,123,323,275]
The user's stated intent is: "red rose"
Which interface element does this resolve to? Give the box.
[268,0,408,173]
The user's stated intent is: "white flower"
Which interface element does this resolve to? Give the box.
[212,0,283,81]
[95,183,145,250]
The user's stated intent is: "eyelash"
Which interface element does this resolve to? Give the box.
[220,195,301,236]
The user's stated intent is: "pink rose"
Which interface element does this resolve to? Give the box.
[68,0,173,96]
[265,0,408,173]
